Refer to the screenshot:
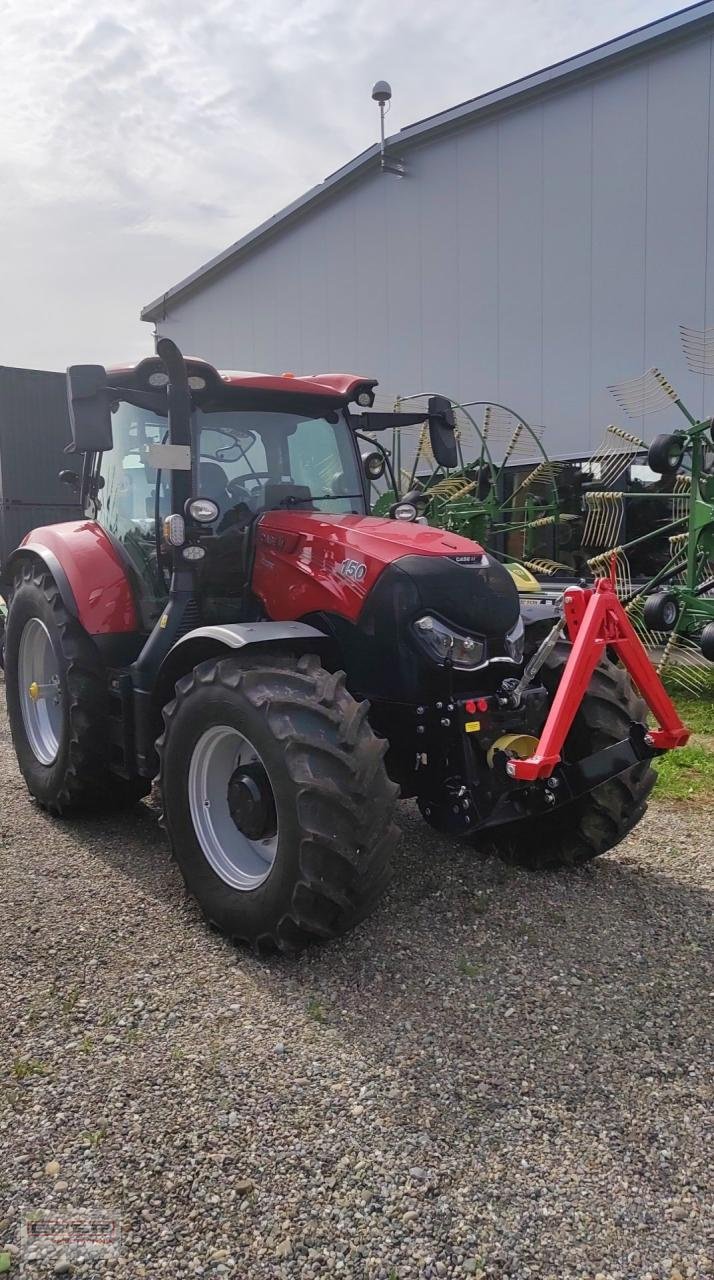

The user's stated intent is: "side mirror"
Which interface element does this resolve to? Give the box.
[66,365,113,453]
[58,469,80,490]
[427,395,457,469]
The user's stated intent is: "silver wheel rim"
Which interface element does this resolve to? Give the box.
[18,617,63,766]
[187,725,278,890]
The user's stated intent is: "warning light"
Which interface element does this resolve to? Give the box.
[476,698,489,713]
[464,700,477,714]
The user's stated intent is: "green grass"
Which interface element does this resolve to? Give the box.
[666,694,714,735]
[457,955,480,979]
[306,997,326,1023]
[653,740,714,801]
[661,668,714,735]
[10,1057,48,1080]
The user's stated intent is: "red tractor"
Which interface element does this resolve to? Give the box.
[2,340,689,950]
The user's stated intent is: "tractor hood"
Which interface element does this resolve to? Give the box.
[252,511,520,636]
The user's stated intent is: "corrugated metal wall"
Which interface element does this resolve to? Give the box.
[156,31,714,457]
[0,366,81,565]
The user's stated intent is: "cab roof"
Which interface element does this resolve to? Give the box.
[106,357,377,408]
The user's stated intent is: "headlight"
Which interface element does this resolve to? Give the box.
[187,497,220,523]
[362,450,386,481]
[393,501,418,521]
[505,615,525,663]
[413,615,485,669]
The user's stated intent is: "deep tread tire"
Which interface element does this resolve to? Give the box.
[701,620,714,662]
[157,650,399,951]
[647,432,685,475]
[481,644,656,869]
[5,563,150,814]
[643,590,680,633]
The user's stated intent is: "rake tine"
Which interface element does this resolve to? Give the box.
[680,324,714,374]
[586,425,645,488]
[587,548,632,598]
[607,368,680,418]
[522,557,572,576]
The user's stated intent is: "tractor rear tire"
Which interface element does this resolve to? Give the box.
[481,645,656,869]
[157,650,399,951]
[5,562,150,814]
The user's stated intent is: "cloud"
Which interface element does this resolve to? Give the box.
[0,0,670,368]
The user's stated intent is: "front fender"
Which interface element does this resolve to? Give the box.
[5,522,137,635]
[154,621,333,708]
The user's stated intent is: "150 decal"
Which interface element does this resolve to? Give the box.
[337,559,367,582]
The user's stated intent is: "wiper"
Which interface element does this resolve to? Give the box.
[279,494,363,506]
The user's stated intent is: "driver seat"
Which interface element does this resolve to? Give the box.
[198,461,230,514]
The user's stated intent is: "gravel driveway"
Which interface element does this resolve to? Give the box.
[1,684,712,1280]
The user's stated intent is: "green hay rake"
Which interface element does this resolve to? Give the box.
[584,333,714,690]
[368,391,575,574]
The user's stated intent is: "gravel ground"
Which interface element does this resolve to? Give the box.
[1,683,712,1280]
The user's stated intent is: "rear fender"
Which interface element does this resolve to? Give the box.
[3,522,137,635]
[154,621,335,709]
[3,545,78,617]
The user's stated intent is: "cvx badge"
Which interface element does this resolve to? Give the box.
[337,558,367,583]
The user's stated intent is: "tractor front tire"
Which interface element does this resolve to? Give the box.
[5,562,150,814]
[483,646,656,869]
[157,650,399,951]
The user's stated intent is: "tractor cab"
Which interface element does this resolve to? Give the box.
[69,348,454,633]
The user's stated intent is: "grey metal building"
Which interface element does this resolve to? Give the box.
[142,1,714,458]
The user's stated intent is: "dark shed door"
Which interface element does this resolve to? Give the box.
[0,365,82,565]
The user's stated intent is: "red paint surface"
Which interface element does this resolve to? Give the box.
[22,522,138,635]
[509,577,690,781]
[107,360,376,404]
[219,372,376,400]
[252,511,485,624]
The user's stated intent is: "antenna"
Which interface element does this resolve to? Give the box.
[371,80,405,177]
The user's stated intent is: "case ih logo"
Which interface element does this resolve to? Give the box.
[258,530,300,553]
[337,558,367,582]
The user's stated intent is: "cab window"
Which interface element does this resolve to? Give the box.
[95,403,170,622]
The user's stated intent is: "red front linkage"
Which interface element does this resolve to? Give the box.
[508,576,690,782]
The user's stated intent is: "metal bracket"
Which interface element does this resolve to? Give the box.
[508,576,690,782]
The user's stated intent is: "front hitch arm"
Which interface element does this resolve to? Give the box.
[507,576,690,782]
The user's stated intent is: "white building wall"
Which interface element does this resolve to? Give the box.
[155,30,714,457]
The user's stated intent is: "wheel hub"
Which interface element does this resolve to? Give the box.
[18,618,63,766]
[187,724,279,891]
[228,763,277,842]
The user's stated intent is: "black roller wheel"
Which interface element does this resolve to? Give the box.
[643,590,680,632]
[4,562,150,814]
[157,650,399,951]
[476,645,655,869]
[700,620,714,661]
[647,432,685,475]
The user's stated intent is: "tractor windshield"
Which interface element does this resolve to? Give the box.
[92,400,367,623]
[194,408,365,519]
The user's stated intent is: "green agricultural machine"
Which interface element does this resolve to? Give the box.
[366,329,714,694]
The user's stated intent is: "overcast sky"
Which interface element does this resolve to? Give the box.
[0,0,680,371]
